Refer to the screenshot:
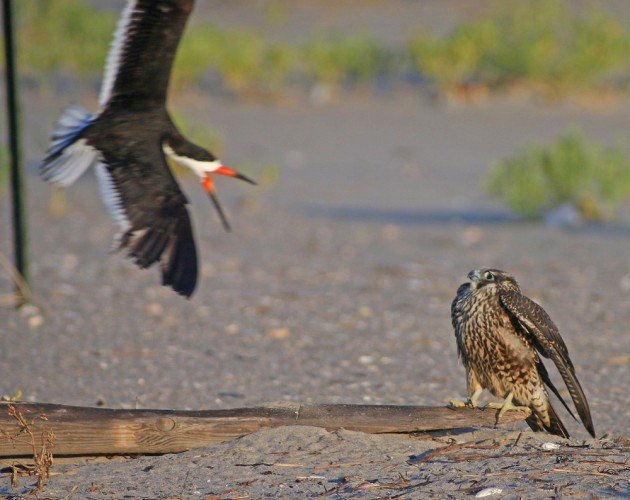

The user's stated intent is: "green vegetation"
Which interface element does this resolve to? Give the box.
[409,0,630,94]
[301,33,393,87]
[409,24,489,91]
[176,28,392,93]
[13,0,113,76]
[487,130,630,221]
[176,26,280,93]
[7,0,630,99]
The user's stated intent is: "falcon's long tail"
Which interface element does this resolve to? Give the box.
[526,402,569,439]
[39,105,98,186]
[538,360,577,421]
[551,354,596,438]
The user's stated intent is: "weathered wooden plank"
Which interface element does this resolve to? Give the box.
[0,402,527,457]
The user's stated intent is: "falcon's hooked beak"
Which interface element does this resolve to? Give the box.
[201,165,257,233]
[468,269,482,289]
[468,269,480,281]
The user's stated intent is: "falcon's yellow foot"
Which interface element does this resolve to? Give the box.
[490,393,531,424]
[449,388,483,409]
[486,401,506,409]
[449,398,472,408]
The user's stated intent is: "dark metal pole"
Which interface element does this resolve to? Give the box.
[2,0,29,304]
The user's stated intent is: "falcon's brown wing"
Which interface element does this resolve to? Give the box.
[451,282,471,361]
[500,290,595,437]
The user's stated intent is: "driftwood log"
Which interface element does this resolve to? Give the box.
[0,402,528,457]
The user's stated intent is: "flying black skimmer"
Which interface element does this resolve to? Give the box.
[40,0,255,298]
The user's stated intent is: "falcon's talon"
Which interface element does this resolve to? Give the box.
[493,393,531,424]
[485,401,505,410]
[449,387,483,409]
[449,398,474,408]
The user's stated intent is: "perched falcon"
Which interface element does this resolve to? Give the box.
[450,268,595,438]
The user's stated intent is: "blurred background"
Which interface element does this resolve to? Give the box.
[0,1,628,437]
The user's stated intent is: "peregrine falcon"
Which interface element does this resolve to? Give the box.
[450,268,595,438]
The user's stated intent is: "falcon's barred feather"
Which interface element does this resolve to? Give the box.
[499,290,594,436]
[451,268,595,438]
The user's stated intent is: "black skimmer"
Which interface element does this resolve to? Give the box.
[40,0,255,298]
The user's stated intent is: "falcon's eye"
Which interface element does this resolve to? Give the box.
[483,271,495,281]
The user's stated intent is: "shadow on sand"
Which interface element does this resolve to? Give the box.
[302,204,630,237]
[303,204,522,226]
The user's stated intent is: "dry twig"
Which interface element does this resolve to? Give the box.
[0,251,31,306]
[408,439,494,464]
[2,404,54,493]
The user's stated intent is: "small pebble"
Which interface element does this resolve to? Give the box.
[358,306,373,318]
[226,323,240,335]
[267,328,290,340]
[145,302,163,316]
[460,226,484,246]
[28,315,44,329]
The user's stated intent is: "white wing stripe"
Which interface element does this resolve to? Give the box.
[99,0,137,107]
[41,139,98,187]
[95,163,132,232]
[48,105,93,156]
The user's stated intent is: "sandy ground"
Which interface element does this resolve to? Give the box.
[1,1,630,498]
[2,428,628,498]
[1,92,628,498]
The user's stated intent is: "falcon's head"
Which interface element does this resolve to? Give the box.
[467,268,520,292]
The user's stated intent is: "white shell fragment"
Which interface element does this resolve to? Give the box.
[541,442,561,450]
[475,487,503,497]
